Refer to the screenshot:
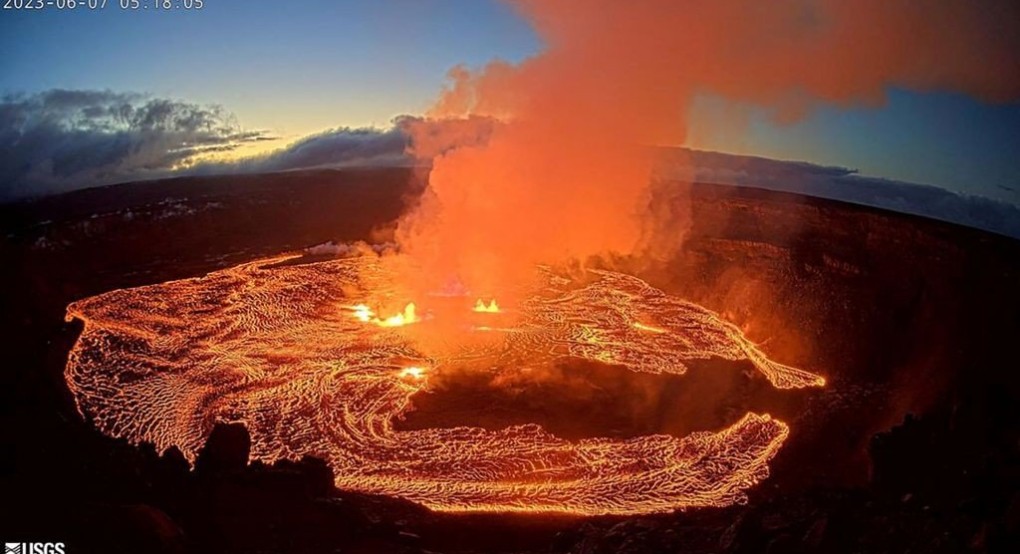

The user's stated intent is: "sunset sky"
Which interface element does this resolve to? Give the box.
[1,0,1018,202]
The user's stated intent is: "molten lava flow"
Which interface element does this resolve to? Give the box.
[399,366,427,380]
[633,322,667,334]
[64,254,824,516]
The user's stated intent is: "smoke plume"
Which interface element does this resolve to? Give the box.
[397,0,1020,297]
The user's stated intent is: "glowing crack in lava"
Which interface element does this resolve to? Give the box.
[64,254,825,515]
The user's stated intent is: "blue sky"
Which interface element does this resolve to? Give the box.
[0,1,539,132]
[1,0,1018,202]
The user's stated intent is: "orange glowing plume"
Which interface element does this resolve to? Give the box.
[398,0,1020,302]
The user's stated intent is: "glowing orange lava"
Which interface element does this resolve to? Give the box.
[349,302,418,327]
[64,253,824,516]
[632,321,667,334]
[399,366,427,380]
[473,299,500,313]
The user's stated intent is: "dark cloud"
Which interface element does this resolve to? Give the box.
[1,89,1015,239]
[657,148,1020,240]
[190,124,412,176]
[0,89,272,198]
[258,126,408,171]
[188,115,498,176]
[0,90,497,198]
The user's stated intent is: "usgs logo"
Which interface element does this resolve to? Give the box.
[5,544,65,554]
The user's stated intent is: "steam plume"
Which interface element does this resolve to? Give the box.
[398,0,1020,295]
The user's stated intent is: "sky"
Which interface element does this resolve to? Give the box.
[1,0,1018,203]
[0,0,539,134]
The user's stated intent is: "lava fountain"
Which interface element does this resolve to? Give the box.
[64,251,824,516]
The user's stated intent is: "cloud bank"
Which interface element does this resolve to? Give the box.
[0,90,274,198]
[1,88,1017,240]
[188,115,498,176]
[656,149,1020,240]
[0,92,499,200]
[190,126,410,176]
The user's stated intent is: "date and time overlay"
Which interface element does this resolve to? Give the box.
[4,0,203,10]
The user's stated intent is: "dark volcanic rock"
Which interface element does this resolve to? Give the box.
[2,169,1018,553]
[75,503,186,554]
[194,423,251,477]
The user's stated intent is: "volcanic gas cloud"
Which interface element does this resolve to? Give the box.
[396,0,1020,298]
[64,0,1019,515]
